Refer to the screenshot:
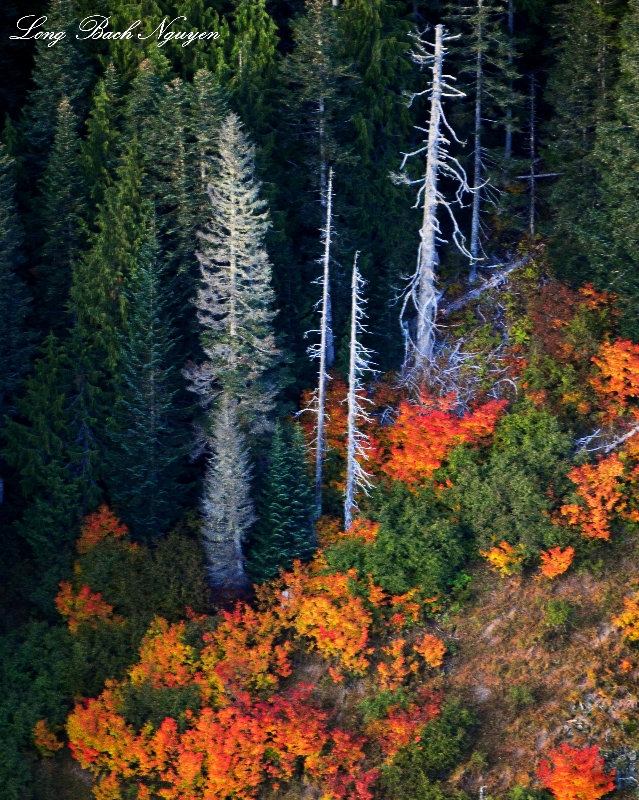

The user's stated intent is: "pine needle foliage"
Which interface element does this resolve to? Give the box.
[248,421,316,583]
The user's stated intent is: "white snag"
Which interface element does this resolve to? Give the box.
[395,24,469,372]
[344,252,375,530]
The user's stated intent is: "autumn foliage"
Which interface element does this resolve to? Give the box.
[413,633,447,667]
[612,592,639,642]
[480,541,524,577]
[537,744,615,800]
[378,394,507,487]
[539,547,575,579]
[76,504,129,554]
[33,720,64,757]
[55,582,121,634]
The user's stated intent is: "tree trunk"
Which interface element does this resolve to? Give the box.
[415,24,445,366]
[344,253,359,530]
[470,7,484,283]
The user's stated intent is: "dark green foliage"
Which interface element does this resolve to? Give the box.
[106,217,190,541]
[325,482,468,595]
[446,406,574,557]
[36,97,85,333]
[0,144,31,418]
[378,699,476,800]
[247,421,316,582]
[120,683,203,734]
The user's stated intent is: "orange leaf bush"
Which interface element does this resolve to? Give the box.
[365,692,442,761]
[55,582,121,634]
[33,719,64,757]
[480,541,524,577]
[413,633,447,667]
[591,339,639,420]
[539,546,575,579]
[77,505,129,554]
[379,394,507,487]
[537,744,615,800]
[560,454,627,540]
[612,592,639,642]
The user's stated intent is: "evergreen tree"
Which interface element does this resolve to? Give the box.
[202,392,255,596]
[185,112,280,435]
[70,141,147,374]
[577,0,639,337]
[81,66,121,213]
[248,421,316,583]
[0,145,31,419]
[544,0,625,282]
[36,96,85,332]
[21,0,90,171]
[106,216,189,541]
[3,335,100,570]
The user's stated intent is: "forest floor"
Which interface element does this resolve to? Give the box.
[440,535,639,796]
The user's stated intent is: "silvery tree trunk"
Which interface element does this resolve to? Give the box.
[314,168,334,517]
[415,24,445,366]
[504,0,514,160]
[344,252,374,529]
[202,393,255,597]
[469,13,484,283]
[318,95,335,366]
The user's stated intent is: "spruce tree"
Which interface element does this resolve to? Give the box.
[202,392,255,596]
[36,96,85,332]
[81,67,121,212]
[106,216,188,541]
[0,145,32,419]
[21,0,90,171]
[3,335,100,568]
[185,112,280,435]
[248,422,315,583]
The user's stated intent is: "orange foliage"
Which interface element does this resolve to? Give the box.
[413,633,447,667]
[129,618,198,689]
[77,505,128,554]
[377,638,417,691]
[591,340,639,420]
[315,516,343,547]
[379,394,506,487]
[389,589,422,629]
[55,582,121,634]
[346,519,380,543]
[612,592,639,642]
[537,744,615,800]
[539,547,575,579]
[480,541,524,576]
[365,692,441,761]
[560,454,627,540]
[33,719,64,757]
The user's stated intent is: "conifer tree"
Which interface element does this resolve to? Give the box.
[106,217,188,541]
[21,0,90,171]
[202,392,255,596]
[36,96,84,331]
[70,142,147,374]
[185,112,280,434]
[248,422,316,583]
[545,0,626,285]
[3,335,100,568]
[0,145,31,418]
[578,0,639,336]
[81,67,121,212]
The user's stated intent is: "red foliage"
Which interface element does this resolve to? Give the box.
[378,393,506,487]
[365,692,442,761]
[539,547,575,579]
[33,719,64,757]
[77,505,129,554]
[537,744,615,800]
[55,582,120,634]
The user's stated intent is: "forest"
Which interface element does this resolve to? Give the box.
[3,0,639,798]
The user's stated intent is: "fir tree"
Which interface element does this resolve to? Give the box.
[81,66,121,212]
[3,335,100,568]
[184,112,280,435]
[0,145,32,419]
[202,392,255,596]
[106,216,188,541]
[248,421,316,583]
[36,96,85,332]
[70,141,147,373]
[21,0,90,171]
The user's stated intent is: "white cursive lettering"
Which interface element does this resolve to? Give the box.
[10,15,66,46]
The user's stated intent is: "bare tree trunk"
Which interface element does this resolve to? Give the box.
[529,74,536,237]
[415,24,445,367]
[504,0,514,160]
[318,96,335,365]
[345,253,359,531]
[315,168,333,517]
[469,6,484,283]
